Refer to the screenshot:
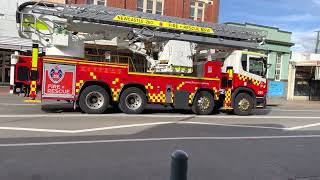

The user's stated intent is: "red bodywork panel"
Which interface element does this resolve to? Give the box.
[14,56,267,107]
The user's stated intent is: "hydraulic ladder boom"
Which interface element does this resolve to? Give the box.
[17,1,266,49]
[16,1,267,73]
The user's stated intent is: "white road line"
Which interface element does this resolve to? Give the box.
[261,109,320,112]
[1,114,320,119]
[0,114,194,118]
[0,121,174,134]
[199,115,320,119]
[286,123,320,131]
[2,135,320,147]
[0,127,73,133]
[72,122,174,133]
[179,121,286,130]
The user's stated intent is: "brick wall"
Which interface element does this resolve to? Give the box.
[71,0,219,23]
[163,0,219,22]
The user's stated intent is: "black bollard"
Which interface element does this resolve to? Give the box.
[170,150,189,180]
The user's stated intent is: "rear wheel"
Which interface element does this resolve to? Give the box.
[119,87,146,114]
[192,91,214,115]
[79,85,110,114]
[233,93,254,116]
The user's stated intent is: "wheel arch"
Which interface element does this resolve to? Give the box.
[191,88,215,104]
[78,80,112,101]
[231,87,256,108]
[119,83,147,101]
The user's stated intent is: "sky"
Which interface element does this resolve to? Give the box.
[219,0,320,52]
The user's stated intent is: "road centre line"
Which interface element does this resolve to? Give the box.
[3,135,320,147]
[286,123,320,131]
[179,121,286,130]
[0,122,174,134]
[261,109,320,112]
[0,120,318,133]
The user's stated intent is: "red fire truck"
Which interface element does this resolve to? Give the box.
[12,1,268,115]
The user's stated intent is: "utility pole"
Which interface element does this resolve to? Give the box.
[315,31,320,54]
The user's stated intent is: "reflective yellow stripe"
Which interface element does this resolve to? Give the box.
[228,69,233,80]
[32,47,38,68]
[43,59,127,68]
[113,15,214,34]
[128,72,219,81]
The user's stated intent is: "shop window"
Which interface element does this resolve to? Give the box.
[294,66,313,96]
[137,0,163,15]
[275,53,282,81]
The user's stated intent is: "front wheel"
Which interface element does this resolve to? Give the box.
[79,85,110,114]
[119,87,147,114]
[192,91,214,115]
[233,93,254,116]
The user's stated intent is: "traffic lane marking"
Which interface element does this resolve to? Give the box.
[0,119,318,133]
[0,121,175,134]
[286,123,320,131]
[179,121,286,130]
[261,109,320,112]
[181,121,320,131]
[3,135,320,147]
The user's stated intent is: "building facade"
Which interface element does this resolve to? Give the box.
[225,23,294,98]
[287,52,320,101]
[69,0,220,23]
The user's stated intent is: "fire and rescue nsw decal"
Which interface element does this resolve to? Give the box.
[42,63,76,98]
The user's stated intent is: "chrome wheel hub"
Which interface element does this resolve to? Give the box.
[238,98,250,112]
[198,96,211,111]
[85,91,104,110]
[125,93,142,110]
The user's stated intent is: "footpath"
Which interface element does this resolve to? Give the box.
[268,97,320,109]
[0,86,9,95]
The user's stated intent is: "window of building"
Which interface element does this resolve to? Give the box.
[190,0,206,21]
[275,53,282,81]
[86,0,106,6]
[137,0,163,15]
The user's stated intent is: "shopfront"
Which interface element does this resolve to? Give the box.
[287,61,320,101]
[0,51,13,86]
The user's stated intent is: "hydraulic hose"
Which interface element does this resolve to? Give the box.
[16,1,54,24]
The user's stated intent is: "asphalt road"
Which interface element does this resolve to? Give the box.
[1,95,320,180]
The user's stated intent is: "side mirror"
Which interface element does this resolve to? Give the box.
[267,64,272,69]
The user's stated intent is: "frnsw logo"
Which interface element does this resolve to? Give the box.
[49,66,64,84]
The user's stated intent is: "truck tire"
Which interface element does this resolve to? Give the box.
[119,87,146,114]
[79,85,110,114]
[192,91,214,115]
[234,93,254,116]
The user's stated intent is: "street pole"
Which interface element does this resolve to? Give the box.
[315,31,320,54]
